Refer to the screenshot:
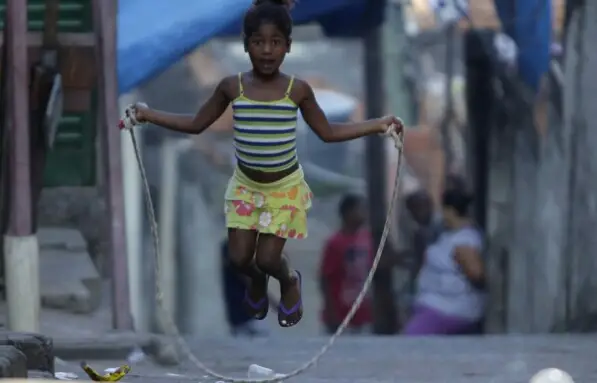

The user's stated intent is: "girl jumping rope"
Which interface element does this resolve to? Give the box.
[121,0,403,328]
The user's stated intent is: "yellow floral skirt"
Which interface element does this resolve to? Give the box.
[224,166,313,239]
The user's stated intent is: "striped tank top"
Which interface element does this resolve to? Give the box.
[232,73,299,172]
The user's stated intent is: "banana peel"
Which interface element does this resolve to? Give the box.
[80,361,131,381]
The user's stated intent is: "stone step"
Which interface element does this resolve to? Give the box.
[38,227,101,314]
[37,227,87,252]
[40,250,101,314]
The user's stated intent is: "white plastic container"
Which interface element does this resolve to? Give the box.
[247,364,285,380]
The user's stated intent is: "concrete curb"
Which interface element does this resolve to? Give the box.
[0,332,53,374]
[53,332,181,366]
[0,346,27,378]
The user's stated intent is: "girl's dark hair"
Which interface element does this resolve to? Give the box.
[442,187,473,217]
[243,0,294,43]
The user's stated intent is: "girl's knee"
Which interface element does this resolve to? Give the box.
[230,252,254,268]
[227,229,258,268]
[255,234,286,273]
[228,245,255,268]
[255,251,281,272]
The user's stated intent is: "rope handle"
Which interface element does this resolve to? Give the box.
[380,118,404,150]
[119,103,147,130]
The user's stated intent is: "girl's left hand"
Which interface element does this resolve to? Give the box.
[377,115,404,135]
[119,102,149,130]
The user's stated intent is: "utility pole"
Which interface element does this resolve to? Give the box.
[364,0,397,335]
[3,0,40,332]
[93,0,133,330]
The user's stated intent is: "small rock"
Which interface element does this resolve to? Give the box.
[0,346,27,378]
[529,368,574,383]
[0,333,53,374]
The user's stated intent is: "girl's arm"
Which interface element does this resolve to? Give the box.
[297,80,402,142]
[136,76,233,135]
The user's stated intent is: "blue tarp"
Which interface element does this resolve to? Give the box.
[219,0,377,37]
[117,0,250,94]
[117,0,379,94]
[493,0,552,90]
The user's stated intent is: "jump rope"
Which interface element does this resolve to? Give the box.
[88,104,405,382]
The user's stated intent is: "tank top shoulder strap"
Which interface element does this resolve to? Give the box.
[284,75,295,97]
[238,72,244,96]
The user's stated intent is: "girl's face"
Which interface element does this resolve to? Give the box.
[246,23,290,75]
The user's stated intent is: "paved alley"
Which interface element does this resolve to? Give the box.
[55,335,596,382]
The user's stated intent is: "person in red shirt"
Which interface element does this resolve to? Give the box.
[319,194,373,334]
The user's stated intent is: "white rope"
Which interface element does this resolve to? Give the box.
[122,104,405,382]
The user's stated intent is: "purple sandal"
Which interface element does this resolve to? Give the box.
[278,271,303,328]
[244,276,269,320]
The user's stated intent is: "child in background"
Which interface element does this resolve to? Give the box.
[319,195,373,334]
